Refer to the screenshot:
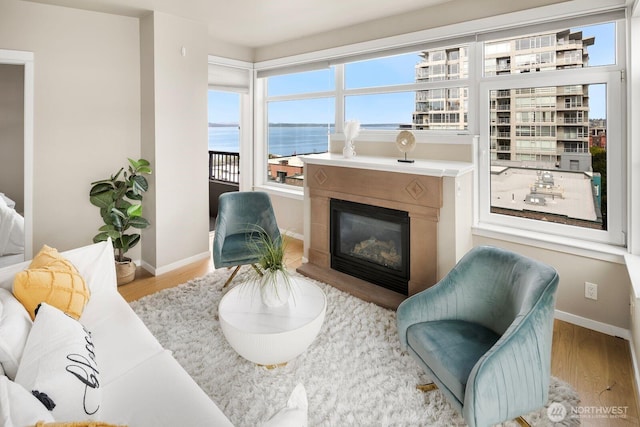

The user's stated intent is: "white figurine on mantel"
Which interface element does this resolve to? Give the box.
[343,120,360,158]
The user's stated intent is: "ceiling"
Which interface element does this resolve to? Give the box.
[23,0,453,48]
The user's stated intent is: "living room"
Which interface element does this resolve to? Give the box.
[1,0,640,424]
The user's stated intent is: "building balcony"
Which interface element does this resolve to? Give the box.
[493,104,511,111]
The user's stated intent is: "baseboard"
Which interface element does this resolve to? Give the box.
[283,229,303,242]
[140,251,211,276]
[554,309,631,340]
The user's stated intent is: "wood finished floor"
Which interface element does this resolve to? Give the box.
[118,236,639,426]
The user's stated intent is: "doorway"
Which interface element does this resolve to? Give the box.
[0,50,34,266]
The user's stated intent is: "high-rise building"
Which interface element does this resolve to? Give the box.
[414,29,595,172]
[413,47,468,131]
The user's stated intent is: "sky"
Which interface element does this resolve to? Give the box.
[208,22,615,124]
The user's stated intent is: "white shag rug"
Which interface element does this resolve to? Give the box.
[129,268,580,427]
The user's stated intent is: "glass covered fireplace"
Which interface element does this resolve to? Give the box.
[330,199,410,295]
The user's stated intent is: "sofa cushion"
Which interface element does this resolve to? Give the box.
[100,351,233,427]
[0,375,55,426]
[0,288,32,379]
[407,320,500,402]
[13,246,90,320]
[15,303,102,421]
[80,291,164,386]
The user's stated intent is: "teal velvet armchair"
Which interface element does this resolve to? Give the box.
[396,245,559,427]
[213,191,280,287]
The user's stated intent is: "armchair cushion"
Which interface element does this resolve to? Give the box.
[218,233,260,267]
[407,320,499,402]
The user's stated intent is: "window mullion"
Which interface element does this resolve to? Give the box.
[335,64,345,133]
[266,91,335,103]
[342,79,470,97]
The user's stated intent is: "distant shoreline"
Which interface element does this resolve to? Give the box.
[208,123,403,128]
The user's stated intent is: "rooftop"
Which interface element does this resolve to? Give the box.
[490,167,598,222]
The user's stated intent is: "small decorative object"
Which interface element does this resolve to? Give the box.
[247,226,293,308]
[89,158,152,286]
[343,120,360,158]
[396,130,416,163]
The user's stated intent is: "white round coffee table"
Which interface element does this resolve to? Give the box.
[218,276,326,366]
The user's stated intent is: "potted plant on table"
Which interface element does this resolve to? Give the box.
[89,158,152,285]
[247,226,294,307]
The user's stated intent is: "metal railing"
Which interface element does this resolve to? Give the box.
[209,150,239,184]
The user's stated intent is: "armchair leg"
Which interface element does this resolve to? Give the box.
[222,265,242,289]
[416,383,438,392]
[251,263,263,276]
[515,416,530,427]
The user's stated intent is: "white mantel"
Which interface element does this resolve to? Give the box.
[301,153,474,178]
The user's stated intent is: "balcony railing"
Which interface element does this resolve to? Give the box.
[209,150,239,184]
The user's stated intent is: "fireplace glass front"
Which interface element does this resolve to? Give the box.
[330,199,409,295]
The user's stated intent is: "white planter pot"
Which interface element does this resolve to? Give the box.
[260,270,291,308]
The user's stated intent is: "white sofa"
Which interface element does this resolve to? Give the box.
[0,240,234,426]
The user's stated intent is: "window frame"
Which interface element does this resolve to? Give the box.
[253,8,628,250]
[256,44,476,193]
[478,67,625,246]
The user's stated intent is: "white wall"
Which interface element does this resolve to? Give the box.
[0,0,141,257]
[628,2,640,378]
[140,11,210,273]
[254,0,570,62]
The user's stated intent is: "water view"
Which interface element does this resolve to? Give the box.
[208,124,332,156]
[208,123,403,156]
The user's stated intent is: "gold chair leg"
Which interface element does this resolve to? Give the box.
[222,265,242,289]
[416,383,438,392]
[251,263,263,276]
[515,416,530,427]
[260,362,287,369]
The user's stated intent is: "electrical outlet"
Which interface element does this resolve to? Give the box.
[585,282,598,300]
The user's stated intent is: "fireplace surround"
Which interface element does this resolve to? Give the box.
[297,153,474,309]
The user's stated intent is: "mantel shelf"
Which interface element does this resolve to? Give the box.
[300,153,473,178]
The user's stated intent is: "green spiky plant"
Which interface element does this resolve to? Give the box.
[246,225,293,297]
[89,158,152,262]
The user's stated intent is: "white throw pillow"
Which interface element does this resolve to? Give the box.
[14,302,102,420]
[0,375,55,426]
[0,288,32,379]
[262,383,308,427]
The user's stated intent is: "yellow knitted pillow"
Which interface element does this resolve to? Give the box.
[27,244,73,270]
[13,245,90,320]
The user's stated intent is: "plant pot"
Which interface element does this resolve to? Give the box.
[260,270,291,308]
[115,258,136,286]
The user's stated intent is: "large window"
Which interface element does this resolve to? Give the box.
[208,90,240,153]
[208,90,241,184]
[260,45,471,186]
[264,69,334,187]
[256,14,625,246]
[479,20,624,245]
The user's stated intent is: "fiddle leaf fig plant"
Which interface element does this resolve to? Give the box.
[89,158,152,262]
